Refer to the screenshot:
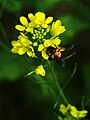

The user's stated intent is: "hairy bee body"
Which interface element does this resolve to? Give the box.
[46,44,74,66]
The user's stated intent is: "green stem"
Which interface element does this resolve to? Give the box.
[48,61,68,105]
[25,70,34,77]
[63,52,75,60]
[62,63,77,90]
[56,63,77,105]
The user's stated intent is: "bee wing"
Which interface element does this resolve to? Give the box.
[64,44,74,50]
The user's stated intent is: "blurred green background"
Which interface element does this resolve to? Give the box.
[0,0,90,120]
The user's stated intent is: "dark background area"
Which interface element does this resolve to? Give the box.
[0,0,90,120]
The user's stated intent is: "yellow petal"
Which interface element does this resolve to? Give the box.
[70,110,78,118]
[20,37,31,46]
[28,13,35,21]
[44,40,52,47]
[51,22,55,30]
[18,47,27,55]
[55,20,61,27]
[42,23,48,28]
[59,104,67,115]
[11,40,21,47]
[26,27,33,34]
[27,51,36,57]
[20,16,28,26]
[31,52,36,57]
[18,33,28,40]
[11,41,17,46]
[35,12,45,21]
[45,17,53,24]
[29,21,36,27]
[38,44,44,51]
[79,110,88,118]
[11,47,18,53]
[27,51,33,57]
[35,20,41,25]
[42,50,49,60]
[35,65,46,76]
[52,38,61,46]
[70,105,78,112]
[58,26,66,34]
[70,105,88,118]
[29,46,34,52]
[15,25,25,31]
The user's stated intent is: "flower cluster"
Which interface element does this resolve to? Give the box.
[58,104,88,120]
[11,12,66,76]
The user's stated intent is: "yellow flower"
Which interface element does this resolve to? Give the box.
[38,44,49,60]
[11,34,36,57]
[59,104,88,119]
[15,16,33,33]
[27,50,36,57]
[44,37,61,47]
[38,44,44,51]
[11,40,26,55]
[59,104,69,115]
[28,12,53,28]
[35,65,46,76]
[70,105,88,119]
[42,50,49,60]
[43,39,52,47]
[50,20,66,37]
[38,41,51,60]
[51,37,61,46]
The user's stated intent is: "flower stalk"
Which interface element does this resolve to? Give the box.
[48,61,69,105]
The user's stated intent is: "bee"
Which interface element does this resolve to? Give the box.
[46,44,74,66]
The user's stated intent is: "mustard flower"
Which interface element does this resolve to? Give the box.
[44,37,61,47]
[69,105,88,119]
[11,34,36,57]
[59,104,69,115]
[50,20,66,37]
[59,104,88,119]
[11,11,67,65]
[25,65,46,77]
[34,65,46,76]
[15,16,33,33]
[28,12,53,28]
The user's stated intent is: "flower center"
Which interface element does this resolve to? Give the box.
[32,28,46,42]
